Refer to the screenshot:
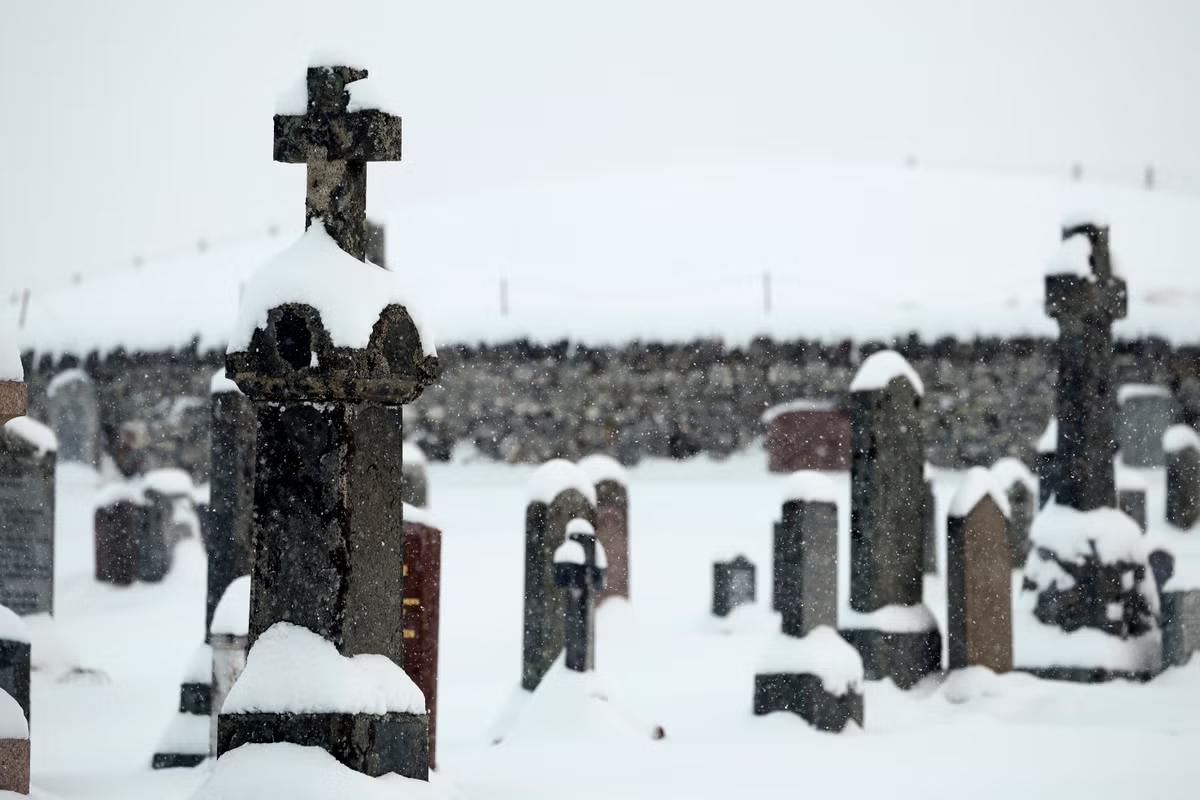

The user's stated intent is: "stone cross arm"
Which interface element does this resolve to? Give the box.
[273,110,402,164]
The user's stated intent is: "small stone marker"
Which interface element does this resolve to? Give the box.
[772,471,837,636]
[754,626,864,733]
[1118,384,1178,467]
[842,350,941,688]
[946,468,1013,672]
[0,688,28,795]
[1165,425,1200,530]
[1161,588,1200,668]
[45,368,99,467]
[401,441,428,508]
[990,457,1038,565]
[140,468,197,583]
[401,507,442,769]
[0,419,56,617]
[712,555,757,618]
[554,519,607,673]
[577,454,630,603]
[151,644,212,769]
[93,480,148,586]
[522,459,596,692]
[1116,472,1148,533]
[762,400,851,473]
[209,576,250,758]
[1034,418,1057,508]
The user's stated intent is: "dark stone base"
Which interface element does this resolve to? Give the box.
[1017,666,1156,684]
[0,641,31,726]
[218,710,429,780]
[754,673,862,732]
[840,628,941,689]
[180,681,212,716]
[151,752,206,769]
[1162,590,1200,669]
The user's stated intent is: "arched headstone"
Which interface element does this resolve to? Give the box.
[45,368,99,467]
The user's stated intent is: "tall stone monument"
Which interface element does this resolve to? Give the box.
[216,64,439,781]
[841,350,941,689]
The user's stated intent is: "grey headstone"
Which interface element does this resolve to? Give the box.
[772,494,837,637]
[1166,431,1200,530]
[1161,589,1200,667]
[1118,488,1147,533]
[0,421,56,616]
[45,369,99,467]
[1118,385,1178,467]
[921,474,937,574]
[713,555,756,617]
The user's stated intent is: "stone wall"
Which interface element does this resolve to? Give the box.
[21,337,1200,475]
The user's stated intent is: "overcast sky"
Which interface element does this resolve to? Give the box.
[2,0,1198,292]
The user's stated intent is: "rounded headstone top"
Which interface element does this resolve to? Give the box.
[2,416,57,457]
[990,457,1037,495]
[403,502,439,531]
[1164,424,1200,454]
[949,466,1011,520]
[756,626,864,695]
[0,689,28,740]
[554,538,587,566]
[0,605,29,645]
[781,470,838,504]
[849,350,924,396]
[142,467,194,498]
[211,575,251,638]
[1118,383,1173,404]
[46,367,89,397]
[577,453,627,486]
[527,459,598,507]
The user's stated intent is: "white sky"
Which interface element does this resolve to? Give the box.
[1,0,1199,292]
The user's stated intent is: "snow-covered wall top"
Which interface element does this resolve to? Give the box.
[781,470,839,504]
[576,453,627,486]
[756,626,863,696]
[949,466,1012,519]
[527,459,598,506]
[849,350,924,395]
[10,162,1200,359]
[2,416,57,456]
[228,224,436,357]
[1164,425,1200,454]
[761,398,839,424]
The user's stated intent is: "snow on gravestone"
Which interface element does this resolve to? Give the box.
[44,369,99,467]
[0,688,28,796]
[772,471,838,637]
[577,454,629,603]
[0,419,56,618]
[553,520,607,674]
[1118,384,1179,468]
[1116,470,1148,533]
[218,63,438,784]
[841,350,941,689]
[522,459,596,692]
[0,608,29,737]
[754,626,864,733]
[152,643,212,769]
[1034,418,1057,508]
[946,468,1013,673]
[990,457,1038,566]
[1164,425,1200,530]
[210,575,250,758]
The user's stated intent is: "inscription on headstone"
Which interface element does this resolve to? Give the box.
[0,419,56,616]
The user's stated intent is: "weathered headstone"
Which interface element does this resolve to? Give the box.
[762,400,851,473]
[553,520,607,673]
[1116,471,1148,533]
[522,459,596,691]
[990,457,1038,566]
[141,468,197,583]
[107,420,150,479]
[401,441,428,508]
[772,471,838,636]
[1118,384,1178,467]
[1034,418,1057,508]
[1161,588,1200,668]
[1165,425,1200,530]
[151,644,212,769]
[45,368,99,467]
[577,454,630,603]
[946,468,1013,672]
[93,480,147,586]
[205,370,256,634]
[209,576,250,758]
[401,507,442,769]
[0,419,56,617]
[217,64,436,783]
[712,555,757,618]
[0,609,29,731]
[0,688,28,795]
[841,350,941,689]
[921,466,937,574]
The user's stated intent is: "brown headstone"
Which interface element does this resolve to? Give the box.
[401,515,441,769]
[764,401,850,473]
[0,738,29,794]
[578,455,629,603]
[93,485,146,586]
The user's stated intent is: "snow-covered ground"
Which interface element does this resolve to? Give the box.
[30,453,1200,799]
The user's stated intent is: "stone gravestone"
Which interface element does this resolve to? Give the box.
[1118,384,1178,467]
[762,400,851,473]
[140,468,197,584]
[841,350,941,689]
[1116,471,1148,533]
[1165,425,1200,530]
[151,644,212,769]
[0,418,56,617]
[522,459,596,692]
[577,454,630,603]
[45,368,99,467]
[553,520,607,673]
[990,457,1038,566]
[205,370,256,633]
[921,466,937,574]
[0,608,29,730]
[401,441,428,508]
[93,480,148,586]
[1019,216,1161,682]
[0,688,28,796]
[1161,587,1200,668]
[1034,418,1057,508]
[209,576,250,759]
[712,555,756,618]
[771,471,838,636]
[216,64,437,784]
[946,468,1013,672]
[401,506,442,769]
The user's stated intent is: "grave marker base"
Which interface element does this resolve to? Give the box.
[839,628,941,689]
[754,673,863,732]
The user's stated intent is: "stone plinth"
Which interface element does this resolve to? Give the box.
[754,673,863,732]
[839,628,942,689]
[763,401,851,473]
[946,486,1013,672]
[754,626,864,733]
[0,420,56,616]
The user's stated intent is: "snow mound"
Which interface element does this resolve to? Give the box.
[1045,234,1094,277]
[1014,609,1162,674]
[0,689,28,740]
[1028,504,1148,568]
[2,417,56,456]
[184,644,213,685]
[761,399,839,424]
[990,457,1037,494]
[210,576,251,638]
[554,539,587,566]
[756,626,863,695]
[950,466,1012,519]
[210,368,241,395]
[45,368,87,397]
[577,453,627,486]
[156,712,208,756]
[0,606,29,644]
[939,666,1035,704]
[849,350,924,395]
[228,222,435,357]
[1164,425,1200,454]
[708,603,777,636]
[193,742,449,800]
[1061,209,1110,231]
[25,613,84,677]
[403,441,427,467]
[223,622,425,715]
[781,470,839,504]
[142,467,194,497]
[1118,383,1172,403]
[527,459,597,506]
[841,603,938,633]
[1036,418,1058,453]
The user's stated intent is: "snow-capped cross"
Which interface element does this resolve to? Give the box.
[273,65,402,262]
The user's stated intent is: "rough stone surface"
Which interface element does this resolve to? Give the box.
[0,640,30,728]
[753,673,863,732]
[772,499,837,637]
[521,488,595,691]
[1119,388,1178,467]
[218,711,429,780]
[0,382,24,428]
[0,738,29,794]
[205,389,255,634]
[592,478,629,603]
[921,476,937,574]
[94,492,145,586]
[1161,589,1200,668]
[0,426,55,615]
[401,519,441,768]
[764,402,850,473]
[946,495,1013,672]
[1118,488,1147,533]
[839,628,942,690]
[45,369,99,466]
[712,555,757,618]
[1166,444,1200,529]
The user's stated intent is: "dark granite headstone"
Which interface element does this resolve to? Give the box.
[753,627,864,733]
[401,514,441,769]
[772,475,837,637]
[578,454,630,603]
[712,555,756,618]
[0,419,56,616]
[1161,589,1200,668]
[1165,426,1200,530]
[554,521,607,673]
[946,475,1013,672]
[0,609,29,727]
[45,368,99,467]
[140,468,196,584]
[1118,384,1178,467]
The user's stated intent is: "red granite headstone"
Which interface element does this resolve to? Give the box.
[401,514,442,769]
[94,486,146,586]
[763,401,851,473]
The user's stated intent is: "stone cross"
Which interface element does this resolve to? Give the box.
[1045,221,1127,511]
[554,521,607,673]
[274,66,402,261]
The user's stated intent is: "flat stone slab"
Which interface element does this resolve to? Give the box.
[754,673,863,732]
[1017,666,1156,684]
[151,752,206,770]
[840,628,941,689]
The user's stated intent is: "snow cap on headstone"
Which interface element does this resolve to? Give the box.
[990,457,1037,495]
[0,605,30,645]
[2,416,57,457]
[210,368,242,396]
[211,575,251,638]
[849,350,924,395]
[949,466,1011,519]
[781,470,838,504]
[1164,425,1200,454]
[1045,234,1094,277]
[527,459,598,506]
[577,453,627,486]
[554,538,587,566]
[402,441,427,467]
